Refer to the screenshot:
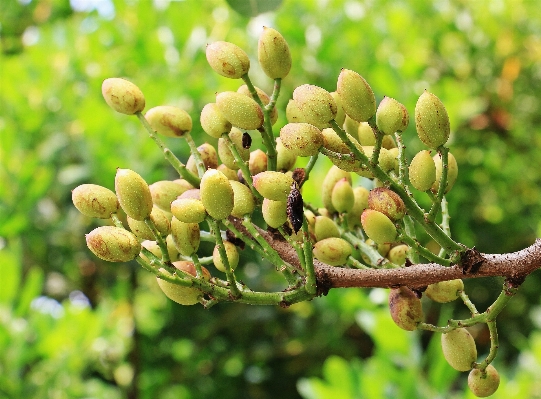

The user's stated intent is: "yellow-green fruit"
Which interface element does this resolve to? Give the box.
[280,123,324,157]
[409,150,436,192]
[387,244,409,266]
[258,26,292,79]
[326,135,365,172]
[237,85,278,125]
[292,84,337,129]
[276,137,297,171]
[331,178,355,213]
[145,105,192,138]
[468,365,500,397]
[72,184,119,219]
[156,262,211,305]
[376,96,409,135]
[262,199,287,228]
[178,188,200,200]
[361,209,397,244]
[186,142,219,175]
[141,236,179,263]
[314,216,340,241]
[149,180,190,212]
[217,164,239,181]
[330,91,346,127]
[213,241,239,272]
[252,171,294,201]
[368,187,406,221]
[200,169,234,220]
[425,279,464,303]
[388,148,400,174]
[286,99,304,123]
[171,217,200,256]
[101,77,145,115]
[322,166,351,213]
[343,114,360,136]
[127,206,171,239]
[313,237,352,266]
[357,122,376,145]
[218,127,250,170]
[441,328,477,371]
[432,152,458,193]
[115,168,153,221]
[388,286,423,331]
[382,134,397,149]
[321,127,350,154]
[346,186,369,228]
[170,198,206,223]
[200,103,232,138]
[336,69,376,122]
[361,239,391,264]
[206,41,250,79]
[216,91,264,130]
[248,149,268,176]
[230,181,255,217]
[415,90,450,149]
[86,226,140,262]
[361,146,396,173]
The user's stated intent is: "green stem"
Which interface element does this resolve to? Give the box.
[394,132,411,194]
[144,217,170,264]
[302,218,317,295]
[184,133,206,177]
[111,213,125,229]
[300,153,319,188]
[403,216,419,264]
[399,234,451,266]
[474,320,498,371]
[190,253,204,278]
[343,231,388,268]
[428,146,449,221]
[460,290,479,315]
[347,256,370,269]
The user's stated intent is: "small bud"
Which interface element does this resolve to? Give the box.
[322,166,351,213]
[115,169,153,221]
[346,186,369,228]
[149,180,191,211]
[86,226,140,262]
[361,209,397,244]
[248,149,268,175]
[388,287,423,331]
[252,171,294,201]
[415,90,450,149]
[200,103,232,138]
[258,27,292,79]
[206,41,250,79]
[216,91,264,130]
[101,78,145,115]
[262,199,287,228]
[276,137,297,171]
[279,123,324,157]
[441,328,477,371]
[213,241,239,272]
[218,127,250,170]
[387,244,409,266]
[171,217,200,256]
[313,237,352,266]
[425,279,464,303]
[331,178,355,213]
[336,69,376,122]
[200,169,234,220]
[145,105,192,138]
[292,84,337,129]
[432,152,458,193]
[156,261,210,305]
[230,181,255,218]
[314,216,340,241]
[375,96,409,135]
[409,150,437,192]
[468,365,500,397]
[171,198,207,223]
[72,184,119,219]
[367,187,406,221]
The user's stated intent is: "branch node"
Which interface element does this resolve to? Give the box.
[460,247,485,274]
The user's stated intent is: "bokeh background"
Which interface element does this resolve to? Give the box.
[2,0,541,398]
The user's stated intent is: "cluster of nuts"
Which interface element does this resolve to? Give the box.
[74,27,501,397]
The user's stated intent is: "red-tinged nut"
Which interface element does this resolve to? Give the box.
[367,187,406,221]
[313,237,352,266]
[425,279,464,303]
[216,91,264,130]
[200,103,232,138]
[115,168,153,221]
[101,77,145,115]
[415,90,450,149]
[336,69,376,122]
[388,286,423,331]
[293,84,337,129]
[212,241,239,273]
[86,226,140,262]
[361,209,397,244]
[258,26,292,79]
[206,41,250,79]
[248,149,268,176]
[441,328,478,371]
[72,184,119,219]
[468,365,500,397]
[145,105,192,138]
[252,171,294,201]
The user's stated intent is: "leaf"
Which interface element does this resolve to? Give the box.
[225,0,283,17]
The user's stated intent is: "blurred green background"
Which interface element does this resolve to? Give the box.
[2,0,541,398]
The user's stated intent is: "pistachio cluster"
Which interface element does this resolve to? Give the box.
[78,27,509,397]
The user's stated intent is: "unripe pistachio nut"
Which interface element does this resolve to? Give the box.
[361,209,397,244]
[248,149,268,175]
[376,96,409,135]
[252,171,294,201]
[149,180,191,212]
[322,165,351,213]
[313,237,352,266]
[343,114,360,136]
[258,26,292,79]
[171,217,200,256]
[171,198,206,223]
[280,123,324,157]
[368,187,406,221]
[388,286,423,331]
[336,69,376,122]
[200,103,232,138]
[331,178,355,213]
[415,90,450,149]
[357,122,376,145]
[186,142,219,175]
[468,365,500,397]
[217,127,250,170]
[217,164,239,181]
[387,244,409,266]
[346,186,369,228]
[409,150,437,191]
[330,91,346,127]
[72,184,119,219]
[432,152,458,193]
[115,168,153,221]
[276,137,297,171]
[237,84,278,125]
[441,328,478,371]
[156,262,210,305]
[200,169,234,220]
[230,180,255,218]
[292,84,337,129]
[425,279,464,303]
[213,241,239,272]
[286,99,304,123]
[127,206,171,239]
[216,91,264,130]
[314,215,340,241]
[86,226,140,262]
[101,77,145,115]
[145,105,192,138]
[206,41,250,79]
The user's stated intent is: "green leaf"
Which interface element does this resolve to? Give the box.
[15,266,44,316]
[0,241,22,306]
[225,0,283,17]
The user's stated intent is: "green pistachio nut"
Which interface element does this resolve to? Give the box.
[279,123,324,157]
[171,217,200,256]
[200,103,232,138]
[170,198,207,223]
[218,127,250,170]
[368,187,406,221]
[314,216,340,241]
[186,142,219,175]
[468,365,500,398]
[388,148,400,174]
[322,129,365,172]
[331,178,355,213]
[216,91,264,130]
[141,236,179,263]
[322,165,351,213]
[346,186,369,228]
[206,41,250,79]
[248,149,268,176]
[357,122,376,145]
[262,199,287,228]
[330,91,346,127]
[286,99,304,123]
[253,171,294,201]
[382,135,397,149]
[213,241,240,273]
[336,69,376,122]
[86,226,141,262]
[415,90,450,149]
[230,181,255,218]
[200,169,234,220]
[388,286,423,331]
[72,184,119,219]
[409,150,437,191]
[149,180,191,212]
[145,105,192,138]
[361,146,396,173]
[156,261,211,305]
[425,279,464,303]
[361,209,397,244]
[258,26,292,79]
[343,114,360,136]
[387,244,409,266]
[313,237,352,266]
[441,328,477,371]
[217,164,239,181]
[276,137,297,171]
[292,84,337,129]
[115,168,153,221]
[101,77,145,115]
[127,206,171,239]
[432,152,458,193]
[376,96,409,135]
[237,85,278,125]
